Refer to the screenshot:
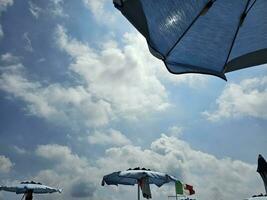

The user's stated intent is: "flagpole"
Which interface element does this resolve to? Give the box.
[175,191,178,200]
[174,182,178,200]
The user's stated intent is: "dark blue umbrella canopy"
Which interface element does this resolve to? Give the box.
[257,155,267,194]
[102,169,177,187]
[102,168,178,200]
[113,0,267,80]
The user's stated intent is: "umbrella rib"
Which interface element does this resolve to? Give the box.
[117,175,139,185]
[245,0,257,15]
[165,0,217,58]
[20,194,25,200]
[223,0,251,73]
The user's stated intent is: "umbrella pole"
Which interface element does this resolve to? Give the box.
[20,194,25,200]
[137,184,140,200]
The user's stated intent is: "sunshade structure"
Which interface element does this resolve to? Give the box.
[102,168,178,199]
[0,181,62,200]
[257,155,267,194]
[113,0,267,80]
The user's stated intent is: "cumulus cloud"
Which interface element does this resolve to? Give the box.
[166,125,184,137]
[31,134,261,200]
[0,24,171,128]
[82,0,118,24]
[97,134,261,200]
[56,25,169,120]
[0,59,112,127]
[203,76,267,121]
[88,129,131,146]
[0,155,13,173]
[35,144,98,199]
[83,0,208,86]
[70,180,96,198]
[0,23,210,129]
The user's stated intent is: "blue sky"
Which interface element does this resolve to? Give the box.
[0,1,266,200]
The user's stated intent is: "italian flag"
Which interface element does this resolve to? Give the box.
[175,181,195,195]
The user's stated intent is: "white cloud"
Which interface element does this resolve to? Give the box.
[203,76,267,121]
[0,155,13,173]
[35,144,99,199]
[0,0,13,39]
[36,144,88,170]
[13,146,26,154]
[49,0,67,18]
[0,25,169,128]
[0,62,112,127]
[0,23,210,129]
[161,72,209,89]
[167,125,184,137]
[22,32,33,52]
[0,52,19,64]
[97,134,262,200]
[56,25,169,120]
[0,25,3,39]
[28,0,66,19]
[82,0,117,24]
[83,0,208,87]
[0,0,13,13]
[28,1,42,19]
[31,133,262,200]
[88,129,131,146]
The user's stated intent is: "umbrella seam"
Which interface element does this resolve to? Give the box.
[165,0,218,58]
[223,0,252,73]
[246,0,258,15]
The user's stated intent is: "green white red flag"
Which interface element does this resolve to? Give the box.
[175,181,195,196]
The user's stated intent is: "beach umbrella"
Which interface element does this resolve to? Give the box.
[0,181,62,200]
[113,0,267,80]
[257,155,267,194]
[101,167,178,199]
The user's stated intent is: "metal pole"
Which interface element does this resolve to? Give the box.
[20,194,25,200]
[138,184,140,200]
[174,182,177,200]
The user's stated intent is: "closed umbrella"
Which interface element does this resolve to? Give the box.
[113,0,267,80]
[102,168,178,199]
[0,181,62,200]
